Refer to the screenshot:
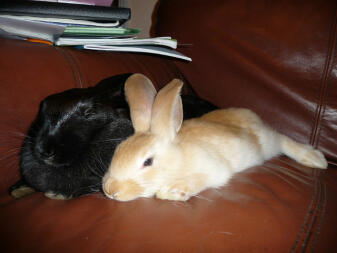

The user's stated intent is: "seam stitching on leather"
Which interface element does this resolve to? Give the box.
[316,48,337,151]
[55,47,82,88]
[301,170,321,252]
[63,49,85,88]
[290,169,317,253]
[315,11,337,147]
[310,5,337,147]
[310,175,327,253]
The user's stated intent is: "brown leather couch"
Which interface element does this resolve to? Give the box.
[1,0,336,252]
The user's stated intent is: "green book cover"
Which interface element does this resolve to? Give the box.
[63,27,140,36]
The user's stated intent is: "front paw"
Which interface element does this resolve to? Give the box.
[44,192,71,200]
[11,185,36,199]
[156,184,191,201]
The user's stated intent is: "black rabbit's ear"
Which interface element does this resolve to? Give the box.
[94,73,133,99]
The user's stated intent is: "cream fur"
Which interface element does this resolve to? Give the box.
[103,74,328,202]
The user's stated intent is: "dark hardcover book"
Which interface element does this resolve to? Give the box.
[0,1,131,24]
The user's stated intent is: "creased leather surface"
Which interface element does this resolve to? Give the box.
[58,47,185,90]
[1,0,337,252]
[155,0,337,161]
[0,157,328,253]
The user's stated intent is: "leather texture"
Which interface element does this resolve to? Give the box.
[156,0,337,162]
[0,0,337,252]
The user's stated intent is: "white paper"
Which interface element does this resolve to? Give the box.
[55,37,177,48]
[0,16,65,42]
[83,45,192,61]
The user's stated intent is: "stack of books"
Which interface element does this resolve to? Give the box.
[0,1,191,61]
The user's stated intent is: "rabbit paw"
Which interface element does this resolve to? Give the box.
[299,148,328,169]
[44,192,71,200]
[11,185,36,199]
[156,184,191,201]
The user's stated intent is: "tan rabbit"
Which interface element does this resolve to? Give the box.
[102,73,328,202]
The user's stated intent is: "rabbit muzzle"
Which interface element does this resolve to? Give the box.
[102,177,144,202]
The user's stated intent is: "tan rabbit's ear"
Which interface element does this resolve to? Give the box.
[125,74,157,132]
[150,79,183,140]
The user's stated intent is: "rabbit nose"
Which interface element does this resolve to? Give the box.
[103,179,118,199]
[36,143,55,158]
[105,192,119,200]
[103,180,111,195]
[39,146,55,158]
[42,149,55,158]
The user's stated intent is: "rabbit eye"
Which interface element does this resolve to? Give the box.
[143,157,153,167]
[83,108,95,118]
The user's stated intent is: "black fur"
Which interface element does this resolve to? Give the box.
[10,74,217,198]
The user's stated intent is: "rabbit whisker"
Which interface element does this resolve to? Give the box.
[1,159,19,172]
[95,139,123,143]
[3,131,32,141]
[194,194,213,202]
[0,151,20,161]
[88,165,106,178]
[70,183,102,196]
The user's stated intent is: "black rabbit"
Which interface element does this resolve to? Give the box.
[10,73,217,199]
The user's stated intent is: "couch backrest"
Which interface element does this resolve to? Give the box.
[154,0,337,162]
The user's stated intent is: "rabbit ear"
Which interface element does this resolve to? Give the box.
[125,74,157,132]
[94,73,132,97]
[150,79,183,140]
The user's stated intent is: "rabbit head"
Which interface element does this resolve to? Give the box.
[33,91,96,167]
[20,74,133,195]
[29,84,128,167]
[103,73,184,201]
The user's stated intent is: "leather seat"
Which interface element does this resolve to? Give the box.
[0,0,336,252]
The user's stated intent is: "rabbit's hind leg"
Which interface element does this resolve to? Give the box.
[280,136,327,169]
